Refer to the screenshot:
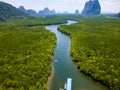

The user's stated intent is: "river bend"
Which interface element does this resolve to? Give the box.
[45,20,108,90]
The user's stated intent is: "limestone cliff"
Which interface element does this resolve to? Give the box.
[82,0,101,15]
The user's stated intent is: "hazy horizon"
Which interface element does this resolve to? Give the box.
[1,0,120,13]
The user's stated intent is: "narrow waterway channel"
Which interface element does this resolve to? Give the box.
[45,20,108,90]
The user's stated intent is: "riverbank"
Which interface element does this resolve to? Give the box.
[58,18,120,90]
[47,56,55,89]
[47,67,53,89]
[46,20,109,90]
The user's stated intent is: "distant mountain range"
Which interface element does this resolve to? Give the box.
[18,6,56,16]
[0,1,81,22]
[19,6,38,16]
[0,1,32,21]
[0,1,119,22]
[18,6,81,16]
[38,7,56,15]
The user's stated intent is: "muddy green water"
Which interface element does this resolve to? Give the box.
[45,20,108,90]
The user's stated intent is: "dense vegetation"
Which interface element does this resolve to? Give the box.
[6,17,67,26]
[0,18,61,89]
[58,18,120,90]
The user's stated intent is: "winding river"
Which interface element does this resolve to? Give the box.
[45,20,108,90]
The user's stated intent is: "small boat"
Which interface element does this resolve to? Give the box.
[59,78,72,90]
[66,78,72,90]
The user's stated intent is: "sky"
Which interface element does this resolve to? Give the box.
[1,0,120,13]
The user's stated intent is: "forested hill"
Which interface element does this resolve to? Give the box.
[0,1,32,21]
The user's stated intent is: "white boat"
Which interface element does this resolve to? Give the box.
[66,78,72,90]
[59,78,72,90]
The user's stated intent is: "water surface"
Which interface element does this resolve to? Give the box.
[45,20,108,90]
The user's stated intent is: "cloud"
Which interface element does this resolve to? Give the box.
[100,0,120,13]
